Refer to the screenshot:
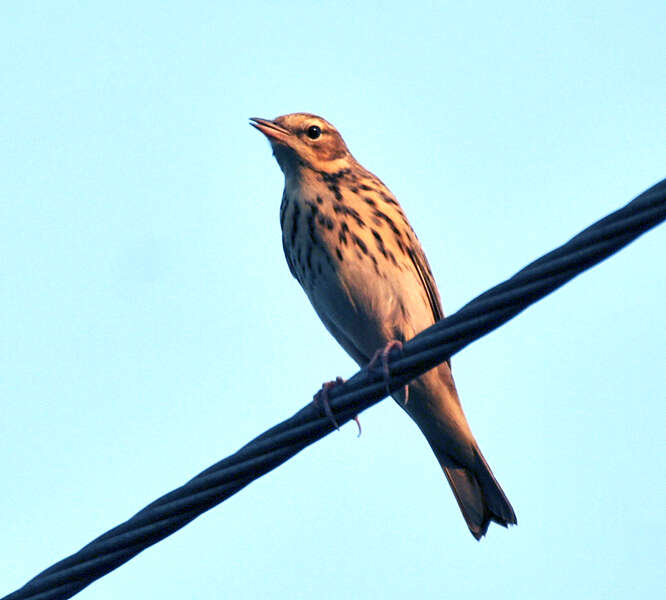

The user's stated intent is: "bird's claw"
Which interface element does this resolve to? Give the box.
[368,340,409,405]
[352,415,362,437]
[313,377,362,436]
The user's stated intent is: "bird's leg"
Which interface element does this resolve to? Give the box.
[367,340,409,405]
[313,377,362,436]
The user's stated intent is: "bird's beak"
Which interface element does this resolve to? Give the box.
[249,117,291,144]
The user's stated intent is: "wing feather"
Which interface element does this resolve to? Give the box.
[407,244,450,367]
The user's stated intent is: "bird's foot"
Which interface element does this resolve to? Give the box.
[313,377,362,436]
[368,340,409,405]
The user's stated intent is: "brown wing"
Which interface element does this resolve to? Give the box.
[407,244,450,367]
[407,245,444,322]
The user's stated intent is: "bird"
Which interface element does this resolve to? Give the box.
[250,113,516,539]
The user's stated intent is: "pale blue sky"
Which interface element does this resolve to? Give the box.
[2,2,665,599]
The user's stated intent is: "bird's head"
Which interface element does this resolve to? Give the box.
[250,113,352,176]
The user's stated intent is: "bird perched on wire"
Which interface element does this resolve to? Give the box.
[250,113,516,539]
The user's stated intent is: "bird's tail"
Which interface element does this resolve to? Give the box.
[395,361,516,539]
[433,444,517,540]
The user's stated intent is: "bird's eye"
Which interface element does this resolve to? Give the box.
[306,125,322,140]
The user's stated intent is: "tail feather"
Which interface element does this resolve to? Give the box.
[436,447,517,540]
[396,362,516,539]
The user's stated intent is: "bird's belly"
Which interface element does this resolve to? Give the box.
[305,246,473,453]
[304,244,431,365]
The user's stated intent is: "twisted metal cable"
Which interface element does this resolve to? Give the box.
[4,177,665,600]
